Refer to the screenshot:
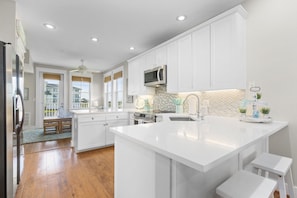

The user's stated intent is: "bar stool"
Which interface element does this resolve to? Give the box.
[216,170,277,198]
[251,153,295,198]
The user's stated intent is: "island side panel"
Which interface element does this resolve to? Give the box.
[114,136,156,198]
[171,138,265,198]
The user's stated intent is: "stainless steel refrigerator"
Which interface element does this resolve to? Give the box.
[0,41,24,198]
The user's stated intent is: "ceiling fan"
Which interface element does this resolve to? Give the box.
[70,59,101,73]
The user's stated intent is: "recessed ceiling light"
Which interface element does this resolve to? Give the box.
[91,37,98,42]
[176,15,187,21]
[43,23,56,30]
[130,46,135,50]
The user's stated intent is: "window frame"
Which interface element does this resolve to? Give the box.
[70,73,92,110]
[103,66,124,110]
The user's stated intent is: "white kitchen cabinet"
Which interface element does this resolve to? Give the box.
[74,112,129,152]
[192,25,211,90]
[166,41,179,93]
[76,115,106,151]
[155,45,167,66]
[210,12,246,90]
[105,113,129,145]
[178,34,193,92]
[130,6,246,94]
[144,51,156,71]
[128,57,154,96]
[106,119,129,145]
[167,10,246,93]
[128,59,141,95]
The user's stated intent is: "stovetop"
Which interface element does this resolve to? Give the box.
[135,110,175,115]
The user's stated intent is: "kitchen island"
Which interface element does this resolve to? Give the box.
[71,109,135,153]
[110,116,288,198]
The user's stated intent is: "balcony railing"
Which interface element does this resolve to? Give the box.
[44,103,89,118]
[72,102,89,109]
[44,103,59,118]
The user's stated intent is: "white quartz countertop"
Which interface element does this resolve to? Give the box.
[110,116,288,172]
[70,108,136,114]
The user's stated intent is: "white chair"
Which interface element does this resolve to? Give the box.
[251,153,295,198]
[216,170,277,198]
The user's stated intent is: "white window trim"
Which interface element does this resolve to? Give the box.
[103,66,124,109]
[35,67,68,128]
[69,72,93,110]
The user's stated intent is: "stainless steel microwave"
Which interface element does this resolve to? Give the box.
[144,65,167,87]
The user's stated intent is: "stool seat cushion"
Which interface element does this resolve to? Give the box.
[216,171,277,198]
[251,153,292,176]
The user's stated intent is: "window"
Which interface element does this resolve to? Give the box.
[43,73,61,117]
[72,76,91,109]
[104,68,124,109]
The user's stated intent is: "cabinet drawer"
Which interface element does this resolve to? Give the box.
[78,114,106,122]
[106,113,128,120]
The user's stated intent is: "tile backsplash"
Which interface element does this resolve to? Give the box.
[137,86,245,117]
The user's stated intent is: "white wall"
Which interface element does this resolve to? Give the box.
[91,72,104,107]
[24,72,36,127]
[242,0,297,182]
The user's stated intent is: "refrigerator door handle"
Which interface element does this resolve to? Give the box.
[15,88,24,135]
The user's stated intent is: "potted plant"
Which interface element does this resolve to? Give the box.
[260,107,270,118]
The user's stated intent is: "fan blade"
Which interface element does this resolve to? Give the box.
[88,69,101,73]
[70,69,79,72]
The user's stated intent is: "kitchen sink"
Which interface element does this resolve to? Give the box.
[169,117,196,121]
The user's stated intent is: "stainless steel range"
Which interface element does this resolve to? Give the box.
[133,110,175,125]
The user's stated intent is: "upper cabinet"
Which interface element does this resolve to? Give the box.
[128,46,167,95]
[128,57,154,96]
[167,26,211,93]
[128,5,247,95]
[210,12,246,90]
[155,45,167,66]
[192,25,211,91]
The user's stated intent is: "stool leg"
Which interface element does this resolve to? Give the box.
[278,176,287,198]
[286,168,295,198]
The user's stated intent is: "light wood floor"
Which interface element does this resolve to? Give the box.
[15,139,114,198]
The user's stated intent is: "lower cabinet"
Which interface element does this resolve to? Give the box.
[106,119,129,145]
[74,112,129,153]
[77,121,106,151]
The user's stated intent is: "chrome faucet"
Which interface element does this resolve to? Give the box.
[183,94,201,119]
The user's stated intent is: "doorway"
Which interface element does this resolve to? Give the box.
[35,67,68,128]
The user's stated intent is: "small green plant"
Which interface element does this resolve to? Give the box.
[239,108,247,114]
[260,107,270,114]
[256,93,262,100]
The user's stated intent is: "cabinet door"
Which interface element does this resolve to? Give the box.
[211,13,246,89]
[178,34,193,92]
[128,57,154,95]
[166,41,179,93]
[192,25,211,90]
[128,59,140,95]
[155,46,167,66]
[106,119,129,145]
[77,121,106,151]
[144,51,156,71]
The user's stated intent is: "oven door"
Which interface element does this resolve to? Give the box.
[134,118,155,125]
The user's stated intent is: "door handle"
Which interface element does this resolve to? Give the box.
[16,88,24,135]
[157,68,161,82]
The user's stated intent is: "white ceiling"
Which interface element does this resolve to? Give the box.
[16,0,246,72]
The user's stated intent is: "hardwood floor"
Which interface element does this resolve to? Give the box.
[15,139,114,198]
[15,139,287,198]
